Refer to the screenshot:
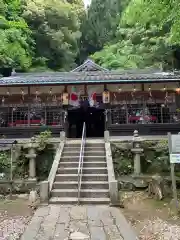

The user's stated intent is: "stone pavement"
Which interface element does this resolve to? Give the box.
[20,205,138,240]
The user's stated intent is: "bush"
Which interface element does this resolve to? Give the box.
[0,131,55,181]
[112,140,172,176]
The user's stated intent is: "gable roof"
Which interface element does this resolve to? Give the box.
[71,59,108,72]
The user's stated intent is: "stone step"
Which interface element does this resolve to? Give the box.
[64,144,81,148]
[51,189,109,198]
[62,151,105,157]
[60,156,106,162]
[53,181,109,189]
[57,167,107,174]
[63,146,105,151]
[49,197,110,204]
[65,143,104,148]
[59,161,107,168]
[85,143,105,148]
[55,174,108,181]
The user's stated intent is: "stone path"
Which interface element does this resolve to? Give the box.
[20,205,138,240]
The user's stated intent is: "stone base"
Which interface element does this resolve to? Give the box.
[0,179,38,194]
[118,175,148,190]
[28,178,37,182]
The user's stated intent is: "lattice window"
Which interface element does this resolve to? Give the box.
[110,103,179,124]
[46,107,63,126]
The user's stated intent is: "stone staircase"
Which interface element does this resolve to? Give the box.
[49,140,110,204]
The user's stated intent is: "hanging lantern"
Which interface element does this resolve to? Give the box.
[52,95,57,102]
[21,88,25,101]
[118,86,122,92]
[62,92,69,105]
[35,88,39,100]
[2,97,4,104]
[165,89,169,103]
[6,89,10,96]
[176,87,180,94]
[148,85,152,98]
[102,90,110,104]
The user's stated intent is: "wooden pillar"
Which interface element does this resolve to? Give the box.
[84,84,87,96]
[141,83,144,91]
[28,86,31,127]
[63,85,68,137]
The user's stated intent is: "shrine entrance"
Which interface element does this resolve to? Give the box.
[67,107,105,138]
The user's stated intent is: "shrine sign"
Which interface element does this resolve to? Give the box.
[171,134,180,153]
[170,154,180,164]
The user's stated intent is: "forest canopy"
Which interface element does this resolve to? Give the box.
[0,0,180,73]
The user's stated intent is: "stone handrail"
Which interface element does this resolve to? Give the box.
[104,131,119,205]
[105,142,116,181]
[48,141,64,192]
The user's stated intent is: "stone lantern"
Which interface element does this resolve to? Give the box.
[24,137,39,181]
[131,130,144,176]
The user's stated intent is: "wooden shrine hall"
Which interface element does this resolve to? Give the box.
[0,59,180,138]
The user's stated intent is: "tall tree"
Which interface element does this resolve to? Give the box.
[22,0,81,71]
[80,0,126,59]
[121,0,180,44]
[92,24,172,70]
[91,0,180,70]
[0,0,33,73]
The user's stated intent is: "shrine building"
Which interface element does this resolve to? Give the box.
[0,59,180,138]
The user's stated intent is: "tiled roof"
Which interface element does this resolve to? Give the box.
[0,71,180,86]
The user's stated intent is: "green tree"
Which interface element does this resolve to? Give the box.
[0,0,33,72]
[92,24,173,70]
[22,0,81,71]
[121,0,180,44]
[80,0,126,59]
[91,0,180,70]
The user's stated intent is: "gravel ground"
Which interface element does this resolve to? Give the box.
[0,199,33,240]
[122,191,180,240]
[0,213,31,240]
[139,217,180,240]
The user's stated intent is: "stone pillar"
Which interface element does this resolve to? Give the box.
[104,130,110,142]
[134,151,141,175]
[26,148,37,181]
[131,130,144,176]
[60,131,66,141]
[109,180,119,205]
[40,181,49,203]
[25,137,38,182]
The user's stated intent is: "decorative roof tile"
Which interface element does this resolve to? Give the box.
[71,59,108,72]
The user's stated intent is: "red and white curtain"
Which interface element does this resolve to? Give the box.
[69,86,81,107]
[88,88,97,107]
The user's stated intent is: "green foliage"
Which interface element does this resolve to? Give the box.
[36,145,54,181]
[90,0,180,70]
[92,24,173,70]
[0,0,33,70]
[111,142,133,175]
[112,140,172,176]
[22,0,81,70]
[34,130,52,151]
[0,0,83,71]
[0,151,10,176]
[0,131,54,181]
[121,0,180,45]
[80,0,126,58]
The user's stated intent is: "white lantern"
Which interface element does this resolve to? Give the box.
[62,92,69,105]
[102,90,110,104]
